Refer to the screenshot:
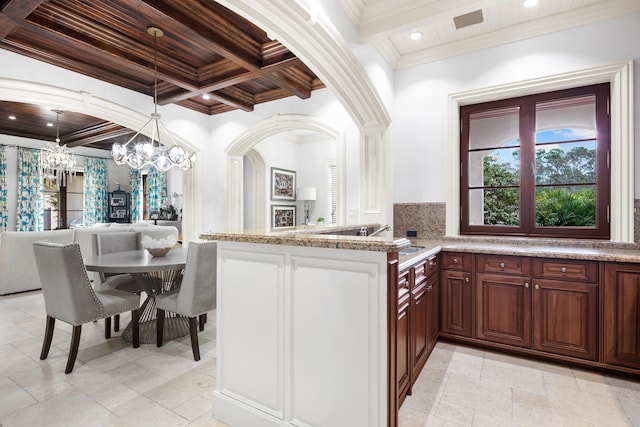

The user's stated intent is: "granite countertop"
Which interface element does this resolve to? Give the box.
[200,226,640,263]
[200,224,411,252]
[399,236,640,264]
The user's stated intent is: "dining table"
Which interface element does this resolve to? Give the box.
[84,247,189,343]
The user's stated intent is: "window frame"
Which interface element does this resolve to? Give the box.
[460,83,610,239]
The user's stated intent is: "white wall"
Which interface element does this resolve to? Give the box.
[253,134,338,226]
[393,12,640,202]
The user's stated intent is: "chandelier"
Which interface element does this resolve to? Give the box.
[111,26,195,172]
[40,109,76,186]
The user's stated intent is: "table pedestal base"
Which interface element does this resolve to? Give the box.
[121,269,189,344]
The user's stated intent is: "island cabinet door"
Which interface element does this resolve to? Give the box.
[441,270,473,338]
[410,281,429,380]
[476,273,531,348]
[531,278,598,361]
[604,263,640,370]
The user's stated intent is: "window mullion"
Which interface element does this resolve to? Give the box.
[519,99,536,235]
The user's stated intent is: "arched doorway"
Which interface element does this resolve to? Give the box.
[225,114,345,232]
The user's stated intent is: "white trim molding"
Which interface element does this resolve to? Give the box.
[446,60,634,243]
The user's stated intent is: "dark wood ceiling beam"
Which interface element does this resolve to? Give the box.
[0,0,45,38]
[159,70,256,104]
[133,0,262,69]
[64,122,133,147]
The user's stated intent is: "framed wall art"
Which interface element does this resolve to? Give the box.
[271,167,296,201]
[272,205,297,229]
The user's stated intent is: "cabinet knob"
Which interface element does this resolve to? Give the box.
[561,267,567,273]
[500,262,505,268]
[427,285,433,291]
[453,258,458,264]
[465,277,469,283]
[429,261,436,266]
[535,284,540,290]
[525,282,529,288]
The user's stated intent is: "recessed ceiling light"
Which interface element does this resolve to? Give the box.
[202,94,211,100]
[410,31,423,41]
[523,0,538,7]
[47,122,54,127]
[8,115,16,120]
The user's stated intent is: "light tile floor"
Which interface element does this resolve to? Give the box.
[2,290,639,427]
[400,342,640,427]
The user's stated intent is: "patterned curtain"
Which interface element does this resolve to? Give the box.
[0,145,7,231]
[16,148,43,231]
[83,157,108,226]
[129,168,142,222]
[147,168,167,213]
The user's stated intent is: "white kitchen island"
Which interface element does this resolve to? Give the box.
[201,228,409,427]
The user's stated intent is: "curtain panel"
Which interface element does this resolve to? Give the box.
[129,168,142,222]
[16,147,43,231]
[147,168,167,214]
[0,145,7,231]
[83,157,108,226]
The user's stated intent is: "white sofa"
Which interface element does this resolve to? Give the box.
[0,223,179,295]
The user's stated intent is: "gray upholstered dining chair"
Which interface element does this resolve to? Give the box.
[33,241,140,374]
[156,241,217,361]
[94,231,142,331]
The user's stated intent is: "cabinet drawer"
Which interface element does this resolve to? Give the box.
[442,252,472,271]
[476,254,530,275]
[532,258,598,282]
[426,254,439,278]
[398,268,410,298]
[413,260,428,288]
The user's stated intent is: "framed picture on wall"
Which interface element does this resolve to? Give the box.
[271,167,296,201]
[272,205,297,229]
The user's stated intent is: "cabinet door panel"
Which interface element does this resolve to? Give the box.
[397,296,411,403]
[604,264,640,369]
[426,274,439,354]
[532,279,598,361]
[441,270,472,337]
[476,273,531,347]
[411,284,428,377]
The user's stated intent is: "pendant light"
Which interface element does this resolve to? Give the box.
[111,26,195,171]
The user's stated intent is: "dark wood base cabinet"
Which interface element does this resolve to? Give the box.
[396,254,439,407]
[441,253,601,364]
[604,263,640,370]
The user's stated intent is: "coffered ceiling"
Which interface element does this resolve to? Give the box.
[0,0,324,150]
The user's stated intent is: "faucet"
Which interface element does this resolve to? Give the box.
[368,224,391,237]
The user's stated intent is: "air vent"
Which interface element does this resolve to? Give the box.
[453,9,484,30]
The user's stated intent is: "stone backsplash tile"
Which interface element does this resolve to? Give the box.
[393,202,446,239]
[395,200,640,247]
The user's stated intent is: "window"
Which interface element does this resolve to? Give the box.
[460,83,610,239]
[43,173,84,229]
[328,164,337,224]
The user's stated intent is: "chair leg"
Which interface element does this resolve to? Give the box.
[114,314,120,332]
[40,316,55,360]
[199,314,206,332]
[189,317,200,361]
[104,317,111,339]
[65,325,82,374]
[156,309,165,347]
[131,309,140,349]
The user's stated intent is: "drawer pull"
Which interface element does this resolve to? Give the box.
[429,260,436,267]
[453,258,458,264]
[561,267,567,273]
[500,262,505,268]
[525,282,529,288]
[465,277,469,283]
[535,284,540,290]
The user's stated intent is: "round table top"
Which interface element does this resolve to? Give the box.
[84,248,187,274]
